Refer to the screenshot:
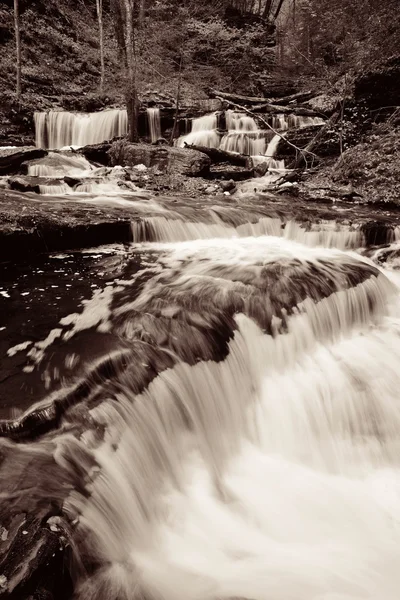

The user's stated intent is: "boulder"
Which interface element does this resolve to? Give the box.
[79,141,112,166]
[64,175,82,187]
[7,176,63,193]
[305,94,342,115]
[0,148,47,176]
[109,141,211,177]
[220,179,236,192]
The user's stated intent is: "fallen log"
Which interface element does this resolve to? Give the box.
[214,97,319,164]
[209,89,320,115]
[209,164,254,181]
[250,102,320,116]
[289,111,340,169]
[209,89,272,104]
[184,143,253,168]
[271,90,314,105]
[0,149,47,176]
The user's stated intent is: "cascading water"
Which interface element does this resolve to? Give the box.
[220,111,269,155]
[176,113,220,148]
[176,109,323,178]
[28,152,93,177]
[271,113,325,130]
[4,104,400,600]
[147,108,162,143]
[2,223,400,600]
[34,109,128,149]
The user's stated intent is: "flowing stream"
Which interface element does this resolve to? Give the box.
[1,111,400,600]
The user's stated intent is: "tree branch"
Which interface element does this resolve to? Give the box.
[215,96,319,168]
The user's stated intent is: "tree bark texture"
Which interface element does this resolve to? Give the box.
[14,0,21,98]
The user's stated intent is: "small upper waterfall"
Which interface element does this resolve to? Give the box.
[147,108,162,142]
[176,113,220,148]
[272,113,325,130]
[220,110,271,155]
[34,109,128,149]
[176,109,324,173]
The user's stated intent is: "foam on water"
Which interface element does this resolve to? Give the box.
[55,235,400,600]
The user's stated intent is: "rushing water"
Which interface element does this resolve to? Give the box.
[2,182,400,599]
[147,108,162,143]
[2,111,400,598]
[34,109,128,149]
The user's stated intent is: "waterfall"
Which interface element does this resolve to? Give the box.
[4,231,400,599]
[34,109,128,149]
[271,113,325,131]
[147,108,162,143]
[176,109,324,174]
[132,216,363,249]
[3,169,400,599]
[28,152,93,176]
[38,183,72,195]
[176,113,220,148]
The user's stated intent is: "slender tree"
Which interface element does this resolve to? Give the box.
[96,0,105,94]
[14,0,21,98]
[170,51,183,145]
[113,0,141,141]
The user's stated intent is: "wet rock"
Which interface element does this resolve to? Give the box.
[63,176,82,187]
[8,176,68,194]
[0,511,72,600]
[204,186,217,194]
[109,141,211,177]
[78,141,112,166]
[254,162,269,177]
[0,149,47,176]
[220,179,236,192]
[0,188,134,261]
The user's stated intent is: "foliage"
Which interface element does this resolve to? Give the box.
[277,0,400,82]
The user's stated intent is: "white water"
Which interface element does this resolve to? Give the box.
[176,110,323,173]
[176,113,221,149]
[3,195,400,599]
[34,109,128,149]
[132,215,363,249]
[271,113,325,130]
[48,233,400,600]
[5,107,400,600]
[28,152,93,177]
[147,108,162,143]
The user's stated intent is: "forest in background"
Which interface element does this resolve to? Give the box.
[0,0,399,147]
[1,0,399,104]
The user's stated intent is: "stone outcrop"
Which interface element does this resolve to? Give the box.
[109,141,211,176]
[305,94,342,115]
[78,141,112,165]
[355,55,400,111]
[0,148,47,176]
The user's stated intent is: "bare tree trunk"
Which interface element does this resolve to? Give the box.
[274,0,285,19]
[14,0,21,98]
[170,52,183,145]
[96,0,105,94]
[123,0,140,142]
[111,0,127,65]
[139,0,145,26]
[263,0,273,19]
